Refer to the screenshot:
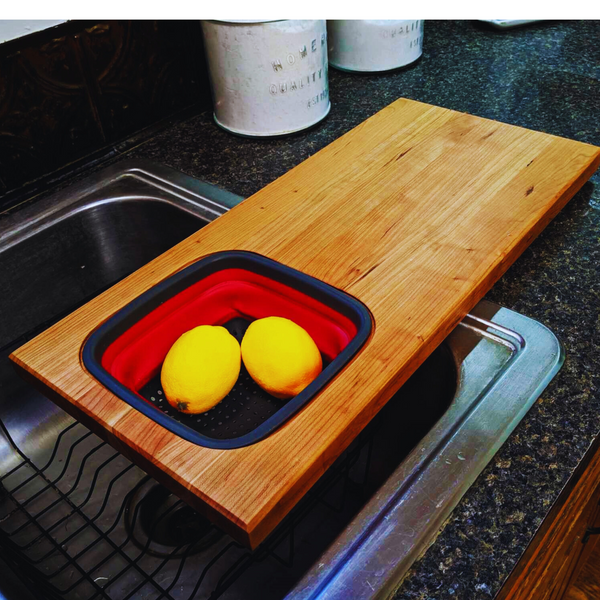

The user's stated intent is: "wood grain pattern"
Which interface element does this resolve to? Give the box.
[565,541,600,600]
[11,99,600,548]
[499,437,600,600]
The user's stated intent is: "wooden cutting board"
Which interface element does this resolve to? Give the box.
[11,99,600,549]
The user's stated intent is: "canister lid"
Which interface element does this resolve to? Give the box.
[208,20,285,24]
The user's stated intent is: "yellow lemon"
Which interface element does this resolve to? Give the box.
[161,325,240,414]
[241,317,322,400]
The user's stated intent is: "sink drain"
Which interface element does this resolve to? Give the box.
[124,478,223,558]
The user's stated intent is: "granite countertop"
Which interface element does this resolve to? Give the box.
[33,20,600,600]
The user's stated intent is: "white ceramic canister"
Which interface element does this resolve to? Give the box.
[327,20,424,73]
[200,20,330,137]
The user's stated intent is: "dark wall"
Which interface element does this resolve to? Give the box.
[0,20,212,207]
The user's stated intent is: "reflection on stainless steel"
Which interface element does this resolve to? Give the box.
[292,304,563,599]
[0,160,563,599]
[0,160,235,474]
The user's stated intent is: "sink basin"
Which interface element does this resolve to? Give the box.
[0,162,237,473]
[0,160,563,600]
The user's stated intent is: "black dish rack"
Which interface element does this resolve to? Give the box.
[0,411,377,600]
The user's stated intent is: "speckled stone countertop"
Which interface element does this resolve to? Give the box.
[54,20,600,600]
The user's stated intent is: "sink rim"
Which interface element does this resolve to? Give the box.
[290,300,564,600]
[0,160,244,473]
[0,158,238,254]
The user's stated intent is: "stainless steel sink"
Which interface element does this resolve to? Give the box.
[0,160,563,600]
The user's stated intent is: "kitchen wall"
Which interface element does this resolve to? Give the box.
[0,20,212,209]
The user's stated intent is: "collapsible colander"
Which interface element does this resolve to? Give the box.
[83,251,372,449]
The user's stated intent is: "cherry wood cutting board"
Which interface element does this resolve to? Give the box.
[11,99,600,548]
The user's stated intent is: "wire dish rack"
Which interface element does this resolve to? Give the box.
[0,410,380,600]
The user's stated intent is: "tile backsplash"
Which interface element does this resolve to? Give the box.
[0,20,211,207]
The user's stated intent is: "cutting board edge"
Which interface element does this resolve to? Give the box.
[394,97,600,153]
